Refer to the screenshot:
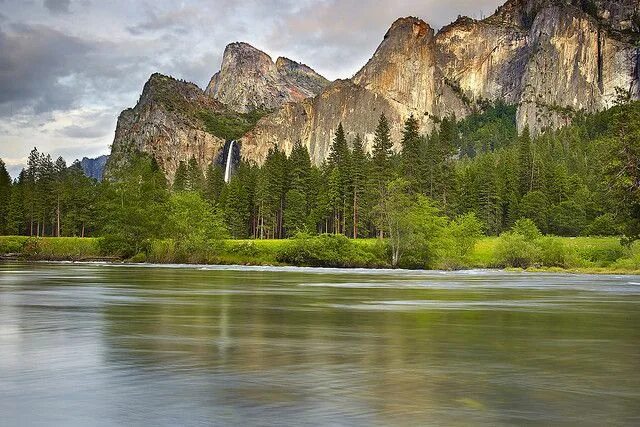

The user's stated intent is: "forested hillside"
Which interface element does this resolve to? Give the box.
[1,101,639,265]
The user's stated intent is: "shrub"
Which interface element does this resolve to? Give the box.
[22,237,41,257]
[494,232,539,268]
[612,241,640,270]
[519,191,550,232]
[99,234,147,259]
[128,253,147,263]
[276,234,381,268]
[511,218,542,241]
[577,241,625,266]
[536,236,581,268]
[228,241,259,257]
[0,236,27,254]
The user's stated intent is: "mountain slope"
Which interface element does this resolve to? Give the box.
[205,42,330,113]
[242,0,640,165]
[106,73,228,181]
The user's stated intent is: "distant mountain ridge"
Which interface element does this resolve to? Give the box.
[107,0,640,177]
[80,155,109,181]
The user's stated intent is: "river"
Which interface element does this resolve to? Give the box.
[1,262,639,425]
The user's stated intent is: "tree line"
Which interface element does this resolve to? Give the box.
[1,101,638,258]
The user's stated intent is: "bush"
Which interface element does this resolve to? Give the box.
[494,232,539,268]
[519,191,550,232]
[511,218,542,241]
[0,236,27,254]
[536,236,581,268]
[228,241,259,257]
[576,241,625,266]
[612,241,640,270]
[276,234,381,268]
[99,234,147,259]
[128,253,147,263]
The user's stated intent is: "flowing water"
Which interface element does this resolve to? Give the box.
[1,262,639,426]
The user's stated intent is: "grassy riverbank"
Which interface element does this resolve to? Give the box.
[1,235,640,274]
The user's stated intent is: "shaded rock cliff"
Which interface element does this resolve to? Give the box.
[106,73,226,182]
[205,42,330,113]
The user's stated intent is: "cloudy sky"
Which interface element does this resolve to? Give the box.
[0,0,504,176]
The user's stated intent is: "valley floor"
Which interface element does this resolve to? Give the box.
[1,235,639,275]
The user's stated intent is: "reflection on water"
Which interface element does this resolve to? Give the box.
[1,262,639,426]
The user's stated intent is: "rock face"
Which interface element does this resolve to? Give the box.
[80,155,109,181]
[108,0,640,173]
[106,73,226,182]
[205,42,330,113]
[242,0,640,165]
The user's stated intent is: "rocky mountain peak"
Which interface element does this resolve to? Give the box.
[205,42,329,113]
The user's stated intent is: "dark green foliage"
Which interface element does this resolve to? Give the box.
[284,189,307,236]
[98,153,168,257]
[223,175,251,239]
[199,109,270,140]
[458,101,517,156]
[400,114,421,189]
[371,113,394,192]
[519,191,550,232]
[0,159,11,234]
[584,213,620,236]
[275,233,381,268]
[550,200,587,236]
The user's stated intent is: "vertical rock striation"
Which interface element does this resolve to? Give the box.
[242,0,640,164]
[205,42,330,113]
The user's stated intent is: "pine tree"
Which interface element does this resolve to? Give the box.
[173,161,189,191]
[371,113,393,192]
[517,126,533,196]
[0,159,12,235]
[204,163,225,204]
[327,123,351,234]
[350,135,369,238]
[53,156,67,237]
[186,156,204,193]
[284,189,307,236]
[400,114,421,191]
[224,175,250,238]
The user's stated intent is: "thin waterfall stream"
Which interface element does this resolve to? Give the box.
[224,140,235,183]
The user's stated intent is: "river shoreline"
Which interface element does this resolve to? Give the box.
[2,235,640,276]
[3,256,639,277]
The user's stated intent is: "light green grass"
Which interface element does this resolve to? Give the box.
[0,236,102,260]
[1,235,638,274]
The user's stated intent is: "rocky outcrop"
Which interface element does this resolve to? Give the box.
[106,73,226,181]
[205,42,330,113]
[80,155,108,181]
[241,0,639,165]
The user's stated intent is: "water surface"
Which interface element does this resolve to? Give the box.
[1,262,639,425]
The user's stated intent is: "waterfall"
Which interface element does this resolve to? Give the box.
[224,140,235,183]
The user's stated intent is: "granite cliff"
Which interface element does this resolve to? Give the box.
[205,42,330,113]
[108,0,640,173]
[106,73,227,181]
[243,0,640,164]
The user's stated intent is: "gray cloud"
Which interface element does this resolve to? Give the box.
[0,0,507,176]
[44,0,71,14]
[0,23,89,113]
